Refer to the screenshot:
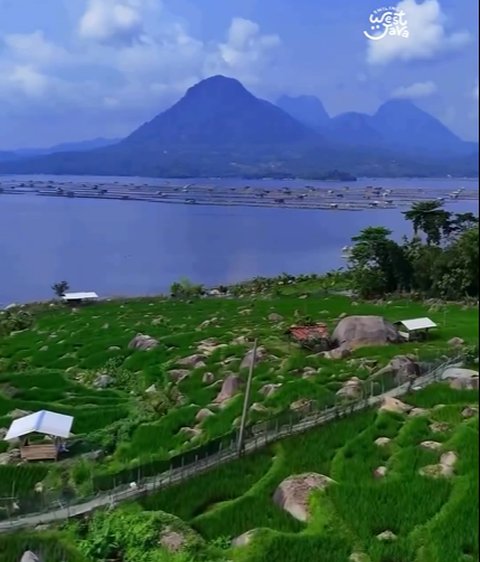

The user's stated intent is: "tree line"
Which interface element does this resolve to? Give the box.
[348,200,478,299]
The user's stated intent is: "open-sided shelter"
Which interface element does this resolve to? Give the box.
[4,410,74,461]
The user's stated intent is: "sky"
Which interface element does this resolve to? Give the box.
[0,0,478,149]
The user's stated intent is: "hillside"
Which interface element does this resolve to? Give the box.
[0,264,478,560]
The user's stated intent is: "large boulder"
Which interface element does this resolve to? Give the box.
[374,355,423,385]
[331,316,400,350]
[232,529,258,547]
[214,374,242,404]
[128,334,159,351]
[273,473,334,521]
[441,368,478,390]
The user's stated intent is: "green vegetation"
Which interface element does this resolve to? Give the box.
[349,202,478,299]
[0,204,477,560]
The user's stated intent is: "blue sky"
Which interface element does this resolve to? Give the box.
[0,0,478,148]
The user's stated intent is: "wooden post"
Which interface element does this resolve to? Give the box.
[237,339,257,455]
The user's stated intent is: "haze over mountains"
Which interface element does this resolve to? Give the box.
[0,75,477,178]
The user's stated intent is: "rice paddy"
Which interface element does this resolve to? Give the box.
[0,279,477,561]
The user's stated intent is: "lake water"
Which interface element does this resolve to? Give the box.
[0,176,477,306]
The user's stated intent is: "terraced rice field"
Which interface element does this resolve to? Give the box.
[1,384,477,562]
[0,283,478,561]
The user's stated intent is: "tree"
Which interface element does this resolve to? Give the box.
[52,280,69,297]
[403,200,452,245]
[170,278,204,299]
[435,226,479,299]
[349,227,412,298]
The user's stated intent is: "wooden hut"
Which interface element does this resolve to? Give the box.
[4,410,73,461]
[286,323,330,351]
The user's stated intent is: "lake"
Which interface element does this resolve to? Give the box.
[0,176,478,306]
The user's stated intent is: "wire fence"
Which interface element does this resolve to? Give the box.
[0,353,464,532]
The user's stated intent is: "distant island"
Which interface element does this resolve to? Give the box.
[0,75,477,179]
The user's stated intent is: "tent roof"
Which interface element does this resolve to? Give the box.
[62,291,98,300]
[4,410,74,441]
[396,317,437,331]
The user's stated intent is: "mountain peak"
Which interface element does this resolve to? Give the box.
[124,75,317,147]
[184,75,250,100]
[276,94,330,128]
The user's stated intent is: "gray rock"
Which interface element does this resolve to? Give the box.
[331,315,400,350]
[214,374,242,403]
[273,473,334,521]
[202,372,215,384]
[376,531,397,542]
[159,527,186,552]
[373,466,387,478]
[195,408,214,423]
[461,406,478,418]
[374,437,391,447]
[8,408,31,420]
[268,312,283,322]
[168,369,191,383]
[448,337,465,347]
[240,346,266,370]
[177,354,206,368]
[128,333,159,351]
[442,367,478,390]
[93,374,113,388]
[336,377,363,400]
[232,529,257,547]
[290,398,316,414]
[259,383,282,397]
[21,552,42,562]
[145,384,157,394]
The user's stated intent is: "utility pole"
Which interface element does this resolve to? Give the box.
[237,339,257,456]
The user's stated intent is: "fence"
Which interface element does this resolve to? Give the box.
[0,353,464,532]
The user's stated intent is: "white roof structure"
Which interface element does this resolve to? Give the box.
[396,317,438,331]
[62,291,98,301]
[4,410,74,441]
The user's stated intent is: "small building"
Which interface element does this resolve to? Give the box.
[62,291,99,305]
[287,323,330,351]
[395,317,438,341]
[4,410,74,461]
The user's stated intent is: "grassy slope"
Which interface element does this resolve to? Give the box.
[0,293,477,498]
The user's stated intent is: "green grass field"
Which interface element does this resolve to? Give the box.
[0,279,478,561]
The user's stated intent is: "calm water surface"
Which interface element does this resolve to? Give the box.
[0,176,477,306]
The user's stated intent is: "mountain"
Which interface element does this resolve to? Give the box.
[0,151,18,162]
[13,137,121,158]
[0,76,476,178]
[123,75,318,147]
[276,95,330,129]
[370,99,467,154]
[323,112,384,146]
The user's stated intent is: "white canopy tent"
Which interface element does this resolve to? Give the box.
[4,410,73,441]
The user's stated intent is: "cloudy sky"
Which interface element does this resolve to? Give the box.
[0,0,477,148]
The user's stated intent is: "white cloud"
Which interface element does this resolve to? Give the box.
[208,17,280,83]
[474,81,479,101]
[366,0,471,65]
[5,65,50,97]
[3,31,67,66]
[78,0,146,45]
[391,80,437,99]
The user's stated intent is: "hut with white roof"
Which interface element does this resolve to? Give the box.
[4,410,73,461]
[394,317,438,342]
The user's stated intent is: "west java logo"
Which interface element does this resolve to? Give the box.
[364,7,409,41]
